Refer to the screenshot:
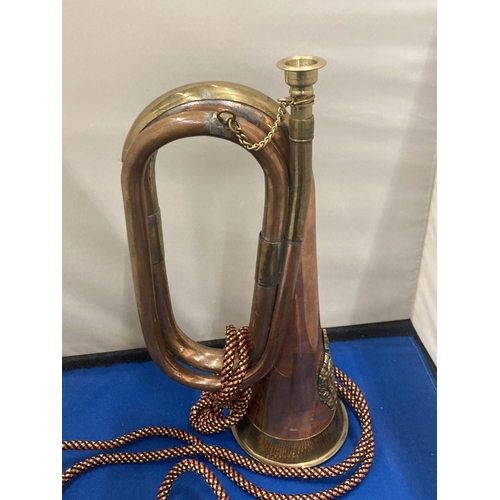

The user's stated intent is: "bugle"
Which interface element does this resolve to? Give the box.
[121,56,348,467]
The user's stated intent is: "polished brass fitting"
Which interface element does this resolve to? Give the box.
[276,55,327,87]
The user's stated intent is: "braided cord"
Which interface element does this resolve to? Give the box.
[189,326,253,434]
[62,326,375,499]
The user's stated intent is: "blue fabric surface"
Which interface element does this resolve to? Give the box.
[62,336,436,499]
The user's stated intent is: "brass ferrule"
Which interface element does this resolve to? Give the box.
[255,234,282,287]
[289,116,314,142]
[147,210,165,265]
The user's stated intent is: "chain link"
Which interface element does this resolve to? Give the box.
[216,97,294,151]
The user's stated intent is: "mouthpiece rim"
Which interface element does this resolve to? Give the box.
[276,56,327,73]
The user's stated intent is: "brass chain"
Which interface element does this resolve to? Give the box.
[216,96,295,151]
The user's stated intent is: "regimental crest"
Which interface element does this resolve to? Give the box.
[317,329,338,410]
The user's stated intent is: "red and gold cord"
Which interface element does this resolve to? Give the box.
[62,326,374,499]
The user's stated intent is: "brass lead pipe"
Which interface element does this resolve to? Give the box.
[276,55,326,242]
[121,57,348,466]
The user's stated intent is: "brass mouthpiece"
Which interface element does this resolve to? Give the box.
[276,55,327,86]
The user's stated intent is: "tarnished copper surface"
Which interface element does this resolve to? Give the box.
[122,82,289,161]
[122,108,290,389]
[239,184,339,440]
[122,58,347,465]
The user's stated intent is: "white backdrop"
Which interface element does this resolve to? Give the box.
[412,173,437,362]
[62,0,436,356]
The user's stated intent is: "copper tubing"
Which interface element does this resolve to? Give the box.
[122,78,322,390]
[244,181,333,438]
[121,60,348,467]
[122,109,295,390]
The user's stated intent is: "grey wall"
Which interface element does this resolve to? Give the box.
[63,0,436,355]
